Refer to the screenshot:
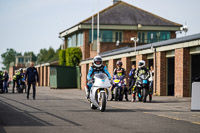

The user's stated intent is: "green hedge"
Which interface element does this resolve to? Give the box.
[59,49,66,66]
[66,47,82,66]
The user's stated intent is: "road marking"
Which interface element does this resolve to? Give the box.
[192,122,200,125]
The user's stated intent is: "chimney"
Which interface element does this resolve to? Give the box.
[113,0,121,5]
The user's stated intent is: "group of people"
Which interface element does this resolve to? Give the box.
[86,56,154,102]
[0,70,9,93]
[0,62,39,100]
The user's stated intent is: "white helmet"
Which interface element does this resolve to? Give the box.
[138,60,145,68]
[93,56,102,67]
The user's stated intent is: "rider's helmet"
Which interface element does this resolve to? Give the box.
[93,56,102,67]
[19,68,23,73]
[138,60,145,68]
[116,60,123,67]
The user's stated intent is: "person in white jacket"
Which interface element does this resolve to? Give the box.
[149,66,154,94]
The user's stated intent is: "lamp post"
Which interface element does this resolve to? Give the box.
[130,37,139,54]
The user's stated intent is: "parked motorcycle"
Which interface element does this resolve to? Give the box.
[112,75,125,101]
[17,78,26,93]
[134,74,151,103]
[85,73,111,112]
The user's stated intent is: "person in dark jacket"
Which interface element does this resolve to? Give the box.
[3,70,9,93]
[0,70,4,93]
[128,64,136,94]
[25,62,39,100]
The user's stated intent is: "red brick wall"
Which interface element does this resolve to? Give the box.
[123,30,137,43]
[81,64,88,90]
[90,46,97,58]
[83,30,90,60]
[121,57,131,83]
[155,51,167,96]
[37,67,40,86]
[108,59,115,78]
[175,48,190,97]
[171,31,176,39]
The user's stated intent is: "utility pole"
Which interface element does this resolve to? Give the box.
[97,0,100,55]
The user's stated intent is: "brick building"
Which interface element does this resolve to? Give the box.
[58,1,199,97]
[81,33,200,97]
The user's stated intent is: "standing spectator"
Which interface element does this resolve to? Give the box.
[25,62,39,100]
[128,64,136,94]
[12,71,17,93]
[149,66,154,94]
[0,70,4,93]
[3,70,9,93]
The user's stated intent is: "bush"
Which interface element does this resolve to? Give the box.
[59,49,66,66]
[66,47,82,66]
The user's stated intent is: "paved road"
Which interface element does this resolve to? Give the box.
[0,87,200,133]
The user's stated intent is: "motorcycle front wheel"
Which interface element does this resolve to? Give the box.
[99,92,106,112]
[142,88,147,103]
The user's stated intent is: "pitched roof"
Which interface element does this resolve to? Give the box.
[82,1,182,27]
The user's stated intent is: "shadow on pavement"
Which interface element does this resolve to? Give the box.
[0,99,52,127]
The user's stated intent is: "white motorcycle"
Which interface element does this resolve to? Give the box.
[85,73,111,112]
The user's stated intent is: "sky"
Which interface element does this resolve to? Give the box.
[0,0,200,69]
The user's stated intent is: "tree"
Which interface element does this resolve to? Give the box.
[37,48,48,64]
[36,47,60,64]
[1,48,21,70]
[24,51,37,62]
[66,47,82,66]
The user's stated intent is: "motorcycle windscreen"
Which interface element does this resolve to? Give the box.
[94,73,107,79]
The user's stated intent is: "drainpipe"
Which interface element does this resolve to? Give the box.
[154,48,157,93]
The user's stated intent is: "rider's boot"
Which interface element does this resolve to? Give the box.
[85,86,90,99]
[131,93,136,102]
[125,94,129,101]
[110,93,114,101]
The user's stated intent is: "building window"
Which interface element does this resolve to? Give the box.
[18,57,24,63]
[67,32,83,48]
[77,32,83,46]
[89,30,123,43]
[114,31,122,43]
[67,37,72,48]
[138,31,171,43]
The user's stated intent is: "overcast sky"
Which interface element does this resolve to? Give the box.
[0,0,200,69]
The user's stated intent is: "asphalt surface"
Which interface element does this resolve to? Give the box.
[0,87,200,133]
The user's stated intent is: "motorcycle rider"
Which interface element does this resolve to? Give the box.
[86,56,111,99]
[15,70,22,92]
[132,60,150,102]
[110,61,129,101]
